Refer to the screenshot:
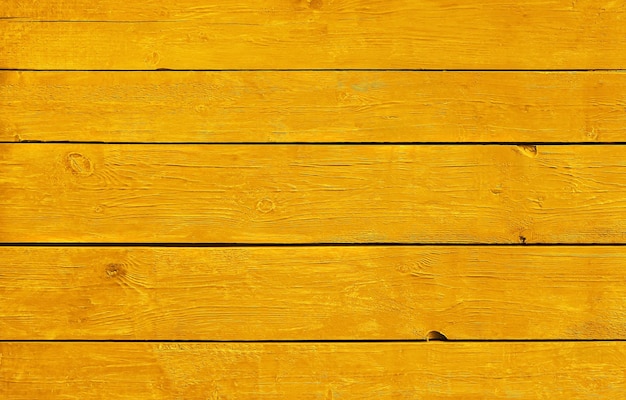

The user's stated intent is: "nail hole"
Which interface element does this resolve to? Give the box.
[425,330,448,341]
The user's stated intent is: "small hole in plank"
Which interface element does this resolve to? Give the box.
[425,330,448,341]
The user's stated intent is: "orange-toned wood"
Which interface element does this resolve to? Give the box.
[1,246,625,340]
[2,71,624,143]
[3,1,626,69]
[2,342,625,399]
[3,144,626,243]
[4,0,625,397]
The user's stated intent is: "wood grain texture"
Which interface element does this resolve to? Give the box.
[1,246,625,340]
[3,1,626,69]
[2,342,625,399]
[3,144,626,243]
[2,71,626,143]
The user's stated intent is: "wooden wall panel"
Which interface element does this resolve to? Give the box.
[1,246,625,340]
[3,71,626,143]
[3,144,626,243]
[4,0,625,396]
[3,1,626,69]
[2,342,625,399]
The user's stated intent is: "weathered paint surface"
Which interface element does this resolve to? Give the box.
[2,0,625,397]
[2,144,626,243]
[2,342,625,399]
[2,0,626,69]
[2,71,624,143]
[1,246,624,340]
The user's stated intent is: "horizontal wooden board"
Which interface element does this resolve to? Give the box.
[2,342,625,398]
[2,71,626,143]
[2,1,626,69]
[3,144,626,243]
[1,246,625,340]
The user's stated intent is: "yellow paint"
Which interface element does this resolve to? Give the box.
[2,1,626,69]
[1,342,625,398]
[2,144,626,243]
[2,0,625,396]
[0,246,624,340]
[2,71,624,142]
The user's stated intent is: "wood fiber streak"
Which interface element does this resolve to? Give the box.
[2,71,626,143]
[1,246,625,340]
[1,342,625,399]
[2,144,626,243]
[3,1,626,69]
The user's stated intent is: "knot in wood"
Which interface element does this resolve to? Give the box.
[105,263,126,278]
[66,152,94,176]
[256,198,275,213]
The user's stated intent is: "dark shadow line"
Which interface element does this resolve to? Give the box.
[2,19,185,23]
[1,68,626,72]
[0,339,624,343]
[4,141,626,145]
[2,242,626,247]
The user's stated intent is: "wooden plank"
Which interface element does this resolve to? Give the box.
[2,1,626,69]
[2,71,625,143]
[1,342,625,398]
[2,144,626,243]
[1,246,625,340]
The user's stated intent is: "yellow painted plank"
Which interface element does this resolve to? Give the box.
[2,1,626,69]
[2,71,624,143]
[1,342,625,398]
[1,246,625,340]
[2,144,626,243]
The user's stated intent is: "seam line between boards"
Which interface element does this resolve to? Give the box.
[2,69,626,72]
[4,142,626,145]
[0,339,624,343]
[2,243,626,247]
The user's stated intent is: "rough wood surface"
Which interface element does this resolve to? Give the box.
[3,144,626,243]
[3,1,626,69]
[2,342,625,399]
[4,0,626,397]
[2,71,625,143]
[1,246,625,340]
